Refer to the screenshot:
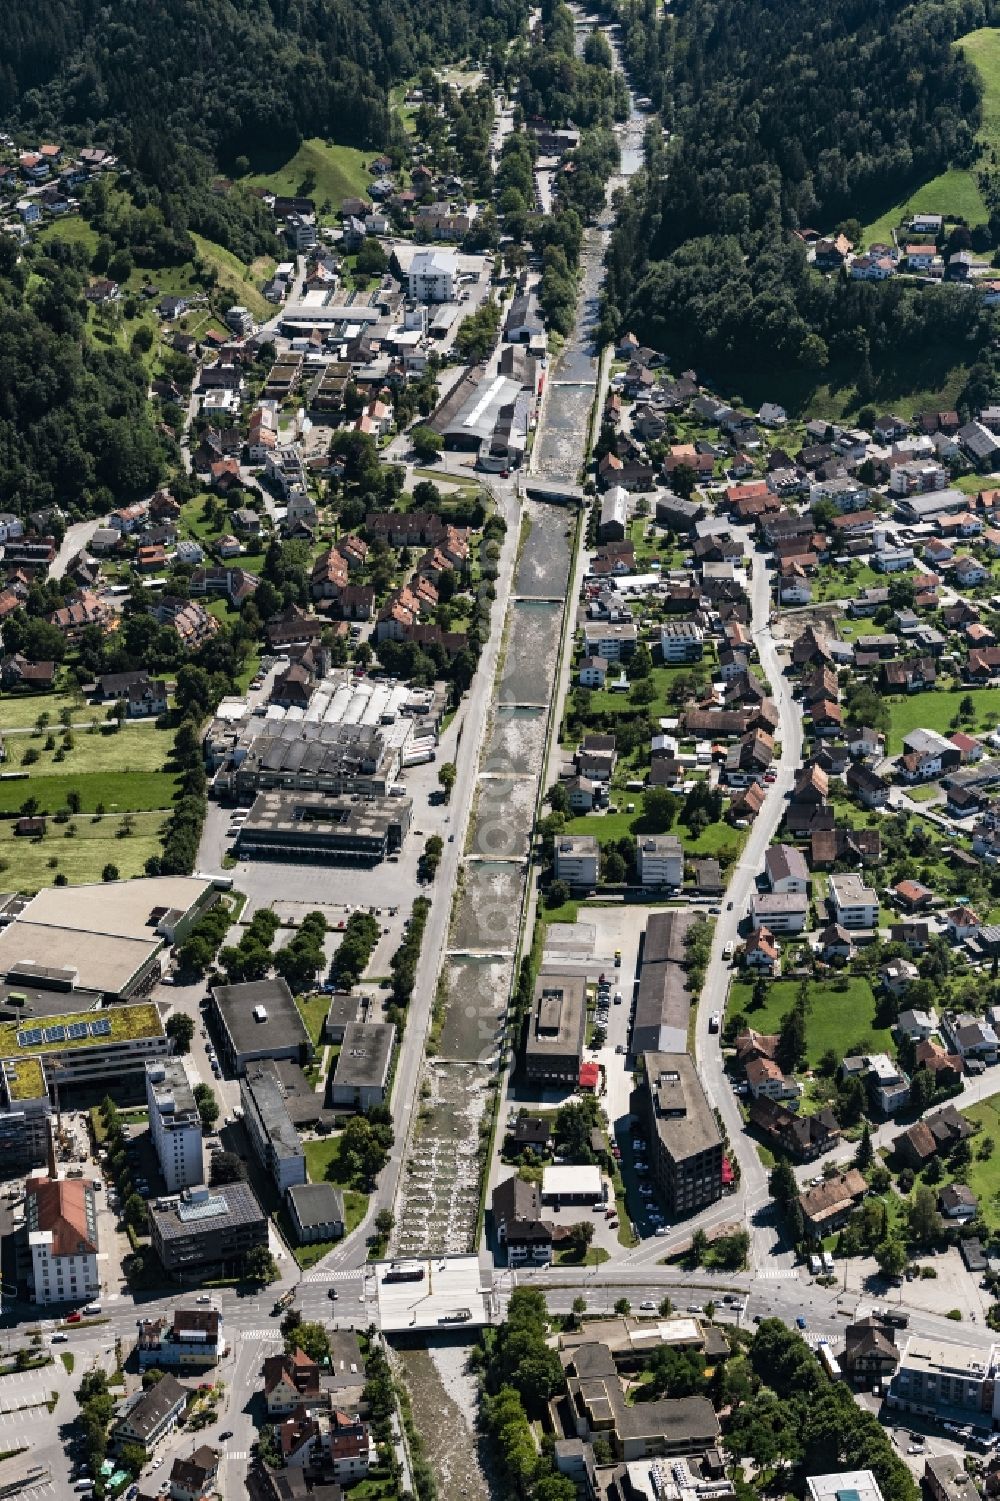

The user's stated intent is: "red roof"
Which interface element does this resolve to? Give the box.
[578,1062,600,1090]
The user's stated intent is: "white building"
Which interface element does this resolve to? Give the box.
[408,249,458,303]
[146,1059,204,1193]
[866,1053,910,1114]
[764,843,809,894]
[829,872,879,929]
[636,835,683,888]
[807,1473,883,1501]
[26,1174,100,1307]
[659,622,704,663]
[225,305,253,335]
[553,835,600,888]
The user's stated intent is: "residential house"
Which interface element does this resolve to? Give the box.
[798,1169,867,1238]
[111,1373,187,1454]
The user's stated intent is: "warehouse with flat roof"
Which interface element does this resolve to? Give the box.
[329,1022,395,1111]
[235,791,412,864]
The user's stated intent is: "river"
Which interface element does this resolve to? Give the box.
[395,12,648,1496]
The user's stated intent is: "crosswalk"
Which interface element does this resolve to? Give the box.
[241,1328,285,1341]
[225,1451,250,1463]
[301,1267,366,1284]
[753,1267,800,1280]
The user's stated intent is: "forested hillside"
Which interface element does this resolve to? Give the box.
[1,0,527,169]
[604,0,1000,399]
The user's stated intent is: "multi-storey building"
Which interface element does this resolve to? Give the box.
[146,1059,204,1192]
[640,1053,723,1218]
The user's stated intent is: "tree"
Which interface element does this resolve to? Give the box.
[375,1208,395,1239]
[769,1157,799,1209]
[614,1297,631,1315]
[165,1012,194,1054]
[875,1236,908,1279]
[571,1295,587,1326]
[670,463,698,499]
[124,1194,147,1231]
[908,1184,942,1246]
[102,863,119,882]
[245,1245,278,1284]
[287,1320,330,1363]
[119,1444,147,1477]
[566,1220,595,1259]
[776,1002,806,1074]
[642,786,679,833]
[410,425,444,463]
[193,1082,219,1129]
[658,1295,673,1316]
[855,1122,874,1170]
[438,761,457,801]
[210,1150,246,1185]
[547,879,571,909]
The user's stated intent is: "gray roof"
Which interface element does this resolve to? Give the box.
[633,911,695,1053]
[210,976,310,1061]
[330,1021,395,1089]
[287,1181,345,1228]
[114,1372,186,1439]
[645,1053,722,1165]
[241,1060,303,1164]
[149,1181,266,1244]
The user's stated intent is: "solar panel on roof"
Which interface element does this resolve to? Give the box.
[42,1025,66,1044]
[89,1018,111,1037]
[17,1028,42,1047]
[66,1022,88,1040]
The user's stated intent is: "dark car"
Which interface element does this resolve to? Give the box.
[219,1430,233,1441]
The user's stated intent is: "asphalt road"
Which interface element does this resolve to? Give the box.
[689,541,803,1268]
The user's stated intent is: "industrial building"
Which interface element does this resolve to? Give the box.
[240,1059,307,1196]
[632,912,696,1055]
[209,978,313,1076]
[216,719,408,803]
[638,1053,723,1218]
[524,973,587,1086]
[234,792,411,864]
[148,1182,268,1275]
[0,876,221,1000]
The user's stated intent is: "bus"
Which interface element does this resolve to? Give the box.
[817,1342,841,1381]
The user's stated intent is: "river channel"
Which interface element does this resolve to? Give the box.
[395,11,646,1490]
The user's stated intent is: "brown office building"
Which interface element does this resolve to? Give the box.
[639,1053,723,1218]
[524,972,587,1085]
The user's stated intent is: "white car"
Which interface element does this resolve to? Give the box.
[654,1226,668,1237]
[639,1300,656,1311]
[638,1185,653,1197]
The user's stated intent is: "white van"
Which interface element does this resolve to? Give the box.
[83,1302,102,1315]
[821,1251,835,1273]
[808,1254,821,1275]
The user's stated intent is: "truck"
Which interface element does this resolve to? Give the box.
[271,1290,295,1316]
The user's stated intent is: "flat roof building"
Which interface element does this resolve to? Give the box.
[0,877,218,998]
[807,1473,883,1501]
[640,1053,723,1219]
[888,1335,997,1427]
[541,1164,603,1203]
[209,978,312,1076]
[286,1183,346,1245]
[146,1059,204,1193]
[329,1022,395,1112]
[524,973,586,1086]
[235,791,411,865]
[240,1059,306,1196]
[0,1001,168,1107]
[149,1182,268,1275]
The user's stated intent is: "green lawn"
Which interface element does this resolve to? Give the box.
[0,811,166,892]
[248,138,372,217]
[295,993,329,1049]
[190,235,273,321]
[903,783,941,802]
[861,167,988,247]
[861,27,1000,245]
[0,723,179,815]
[958,1093,1000,1229]
[886,687,1000,753]
[728,977,893,1066]
[303,1136,369,1235]
[37,216,100,257]
[562,798,745,866]
[0,692,87,730]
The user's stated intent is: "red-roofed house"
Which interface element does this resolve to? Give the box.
[578,1061,600,1091]
[25,1173,100,1306]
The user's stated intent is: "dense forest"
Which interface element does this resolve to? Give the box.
[2,0,527,169]
[0,236,168,514]
[604,0,1000,393]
